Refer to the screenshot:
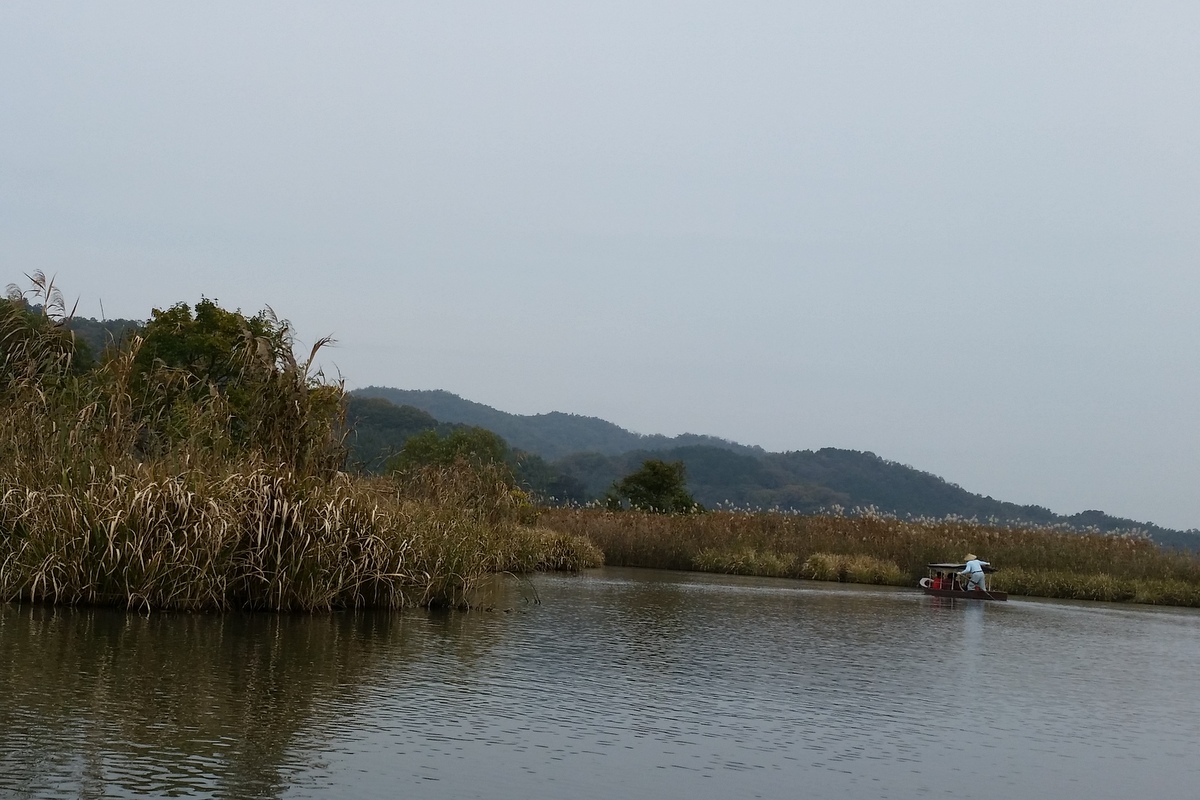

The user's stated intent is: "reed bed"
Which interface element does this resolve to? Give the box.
[1,285,596,612]
[991,568,1200,606]
[0,462,595,611]
[541,508,1200,606]
[798,552,906,585]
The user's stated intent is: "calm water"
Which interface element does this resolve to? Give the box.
[2,567,1198,799]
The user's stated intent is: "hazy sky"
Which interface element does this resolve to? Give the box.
[3,2,1197,529]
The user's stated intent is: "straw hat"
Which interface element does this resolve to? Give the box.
[964,553,977,561]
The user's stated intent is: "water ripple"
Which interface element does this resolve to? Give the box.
[3,569,1199,799]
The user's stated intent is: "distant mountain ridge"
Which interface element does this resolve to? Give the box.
[352,387,764,461]
[350,387,1200,550]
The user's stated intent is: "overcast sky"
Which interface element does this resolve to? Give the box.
[3,2,1197,530]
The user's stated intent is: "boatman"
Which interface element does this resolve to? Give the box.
[959,553,987,592]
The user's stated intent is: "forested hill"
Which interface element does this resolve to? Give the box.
[66,314,142,355]
[352,387,764,461]
[18,305,144,358]
[350,388,1200,549]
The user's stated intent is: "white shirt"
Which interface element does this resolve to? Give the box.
[961,559,986,575]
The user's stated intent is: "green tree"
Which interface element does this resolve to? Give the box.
[386,427,510,473]
[375,415,585,504]
[509,450,587,505]
[130,298,343,472]
[343,397,445,473]
[134,299,287,395]
[607,459,701,513]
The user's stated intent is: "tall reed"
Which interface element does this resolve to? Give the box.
[542,508,1200,605]
[0,461,564,611]
[1,284,596,611]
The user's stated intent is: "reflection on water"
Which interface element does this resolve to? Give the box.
[3,568,1199,799]
[0,601,509,798]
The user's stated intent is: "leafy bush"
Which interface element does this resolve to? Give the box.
[606,459,702,514]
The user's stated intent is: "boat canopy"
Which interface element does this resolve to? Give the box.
[927,562,996,573]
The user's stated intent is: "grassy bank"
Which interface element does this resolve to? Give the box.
[0,285,598,611]
[541,507,1200,607]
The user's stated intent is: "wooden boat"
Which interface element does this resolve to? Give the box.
[919,562,1008,601]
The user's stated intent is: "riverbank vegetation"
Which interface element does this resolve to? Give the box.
[0,277,598,612]
[542,507,1200,607]
[8,277,1195,611]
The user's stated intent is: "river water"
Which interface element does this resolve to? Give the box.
[2,567,1198,799]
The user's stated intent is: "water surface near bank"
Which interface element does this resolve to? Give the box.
[3,568,1198,799]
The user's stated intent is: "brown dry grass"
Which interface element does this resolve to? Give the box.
[541,507,1200,605]
[0,461,602,611]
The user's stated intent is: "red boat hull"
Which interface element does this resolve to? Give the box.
[922,587,1008,601]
